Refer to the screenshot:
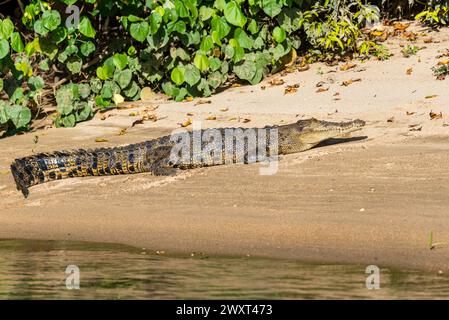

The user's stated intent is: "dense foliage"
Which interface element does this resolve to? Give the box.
[0,0,447,135]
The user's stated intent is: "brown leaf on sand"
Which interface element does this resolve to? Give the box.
[340,63,357,71]
[409,124,422,131]
[284,83,299,94]
[179,118,192,127]
[406,67,413,75]
[205,116,217,120]
[430,111,443,120]
[95,138,109,143]
[406,111,416,116]
[425,95,438,99]
[118,128,127,136]
[341,78,362,86]
[242,118,251,123]
[269,78,285,86]
[316,87,329,93]
[393,22,410,31]
[195,99,212,106]
[220,107,229,112]
[402,31,417,41]
[131,119,144,127]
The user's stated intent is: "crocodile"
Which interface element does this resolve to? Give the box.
[11,118,365,198]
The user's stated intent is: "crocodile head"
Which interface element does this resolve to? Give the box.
[279,118,366,154]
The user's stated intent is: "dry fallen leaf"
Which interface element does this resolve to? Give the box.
[195,99,212,106]
[284,83,300,94]
[141,113,157,122]
[186,112,194,116]
[131,119,144,127]
[438,59,449,66]
[409,124,422,131]
[406,111,416,116]
[341,78,362,86]
[394,22,410,31]
[402,31,417,41]
[220,107,229,112]
[269,78,285,86]
[206,116,217,120]
[406,67,413,75]
[425,95,438,99]
[95,138,109,143]
[430,111,443,120]
[340,63,357,71]
[316,87,329,93]
[180,118,192,127]
[242,118,251,123]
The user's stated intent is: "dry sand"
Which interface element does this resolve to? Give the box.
[1,22,449,272]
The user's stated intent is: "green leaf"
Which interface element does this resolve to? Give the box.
[79,16,96,38]
[8,105,31,128]
[0,39,9,59]
[62,114,76,127]
[34,20,48,36]
[42,10,61,32]
[114,69,133,89]
[149,12,162,34]
[194,52,210,72]
[75,103,92,122]
[200,36,214,52]
[261,0,282,18]
[184,64,201,86]
[234,59,257,83]
[113,53,128,70]
[234,28,254,49]
[272,26,286,43]
[10,32,24,53]
[67,57,82,74]
[211,16,231,39]
[130,21,149,42]
[199,6,214,21]
[80,41,95,56]
[224,1,247,27]
[28,76,45,91]
[247,20,259,34]
[171,66,185,85]
[0,18,14,39]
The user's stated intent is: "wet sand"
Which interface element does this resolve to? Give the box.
[1,22,449,272]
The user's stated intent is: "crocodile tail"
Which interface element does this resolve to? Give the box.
[11,142,151,198]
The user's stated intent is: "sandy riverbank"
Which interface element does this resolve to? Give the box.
[1,22,449,272]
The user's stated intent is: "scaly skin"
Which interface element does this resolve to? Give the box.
[11,118,365,198]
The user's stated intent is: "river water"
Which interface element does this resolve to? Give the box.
[0,239,447,299]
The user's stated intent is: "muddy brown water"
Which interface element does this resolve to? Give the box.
[0,239,448,299]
